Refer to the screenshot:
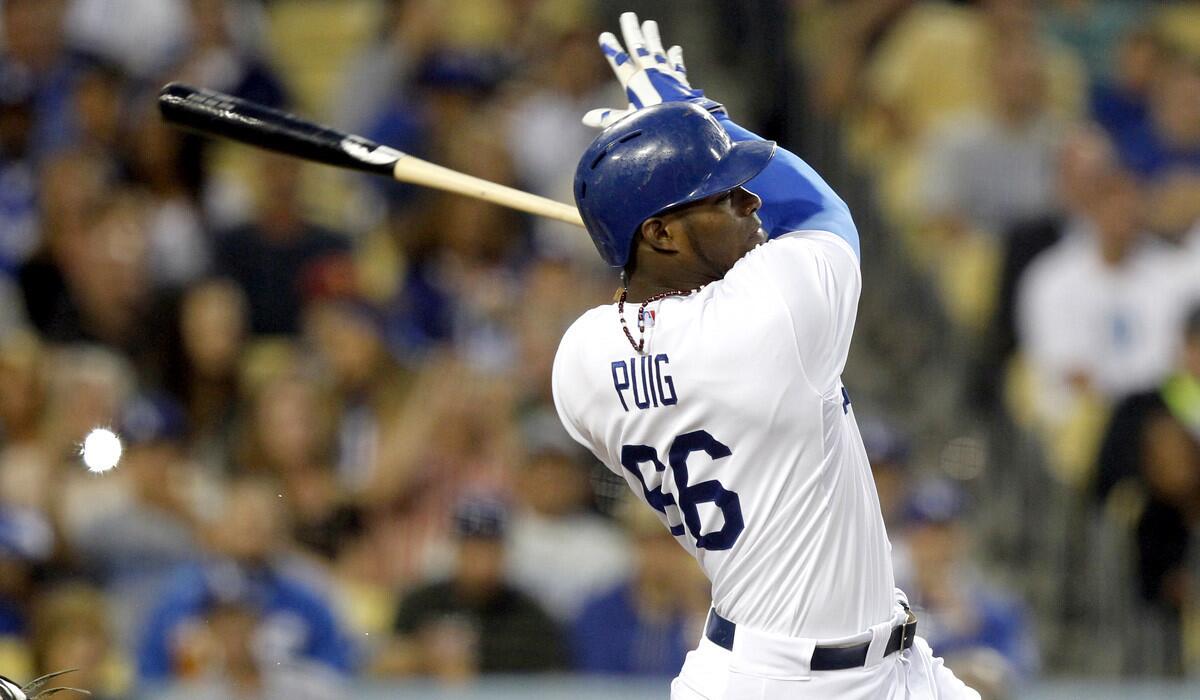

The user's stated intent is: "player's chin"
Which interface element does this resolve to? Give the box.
[747,227,767,250]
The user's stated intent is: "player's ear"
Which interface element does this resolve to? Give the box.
[640,217,680,254]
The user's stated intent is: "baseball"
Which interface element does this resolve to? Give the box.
[81,428,122,473]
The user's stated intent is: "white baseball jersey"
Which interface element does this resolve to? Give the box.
[553,230,895,640]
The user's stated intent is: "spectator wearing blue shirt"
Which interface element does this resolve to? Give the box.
[894,479,1039,698]
[0,506,53,680]
[571,500,708,676]
[1089,25,1162,150]
[136,476,355,687]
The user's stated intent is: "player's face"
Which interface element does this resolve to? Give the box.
[671,186,765,278]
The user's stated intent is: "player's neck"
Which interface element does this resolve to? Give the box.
[624,270,714,303]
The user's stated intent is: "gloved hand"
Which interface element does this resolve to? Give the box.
[0,670,90,699]
[583,11,724,129]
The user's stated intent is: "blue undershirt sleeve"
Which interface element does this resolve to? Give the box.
[717,115,860,260]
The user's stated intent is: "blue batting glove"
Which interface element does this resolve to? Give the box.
[583,12,724,129]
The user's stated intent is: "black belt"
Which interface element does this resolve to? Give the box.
[704,607,918,671]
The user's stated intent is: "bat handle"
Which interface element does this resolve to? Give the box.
[391,156,584,228]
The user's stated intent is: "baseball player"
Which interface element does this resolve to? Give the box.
[552,13,980,699]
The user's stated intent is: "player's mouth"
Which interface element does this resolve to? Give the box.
[747,219,766,248]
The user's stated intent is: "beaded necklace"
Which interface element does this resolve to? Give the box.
[617,286,703,353]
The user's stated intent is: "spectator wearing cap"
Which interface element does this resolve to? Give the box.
[571,497,707,677]
[0,505,53,683]
[136,475,355,687]
[64,394,204,651]
[896,479,1038,696]
[375,496,566,680]
[505,420,630,622]
[859,415,913,530]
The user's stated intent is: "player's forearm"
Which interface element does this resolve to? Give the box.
[717,115,860,257]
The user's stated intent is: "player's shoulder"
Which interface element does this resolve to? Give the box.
[769,229,860,263]
[558,304,614,347]
[723,229,860,291]
[554,304,616,372]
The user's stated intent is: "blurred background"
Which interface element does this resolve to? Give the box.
[0,0,1197,698]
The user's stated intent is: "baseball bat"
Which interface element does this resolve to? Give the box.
[157,82,584,227]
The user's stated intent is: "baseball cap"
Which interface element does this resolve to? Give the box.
[903,478,968,526]
[452,496,508,540]
[415,50,507,95]
[858,416,911,467]
[521,411,585,462]
[119,393,187,446]
[0,506,54,562]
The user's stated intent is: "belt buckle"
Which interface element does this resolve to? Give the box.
[900,609,917,651]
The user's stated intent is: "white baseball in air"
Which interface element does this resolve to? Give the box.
[81,428,122,473]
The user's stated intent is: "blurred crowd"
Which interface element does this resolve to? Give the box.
[799,0,1200,681]
[0,0,1195,699]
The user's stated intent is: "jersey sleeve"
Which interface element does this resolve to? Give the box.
[730,231,862,395]
[551,322,600,455]
[718,115,860,260]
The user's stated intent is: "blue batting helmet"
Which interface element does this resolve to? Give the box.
[574,102,776,268]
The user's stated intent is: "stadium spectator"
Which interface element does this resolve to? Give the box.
[0,332,46,477]
[504,24,618,263]
[365,362,516,586]
[165,278,247,468]
[0,506,52,684]
[1015,164,1196,418]
[975,125,1119,410]
[1132,406,1200,617]
[505,421,630,622]
[1041,0,1144,84]
[895,479,1039,693]
[859,414,914,529]
[149,598,346,700]
[1089,25,1163,148]
[376,496,567,679]
[0,0,78,159]
[919,31,1065,240]
[1111,50,1200,181]
[30,584,128,700]
[571,498,707,676]
[1096,304,1200,502]
[125,97,210,289]
[18,151,115,344]
[136,475,355,686]
[303,295,408,495]
[1133,51,1200,238]
[0,71,38,280]
[853,0,1084,228]
[67,394,203,649]
[235,372,345,560]
[214,152,351,336]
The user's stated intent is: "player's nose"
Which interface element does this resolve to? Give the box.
[734,187,762,216]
